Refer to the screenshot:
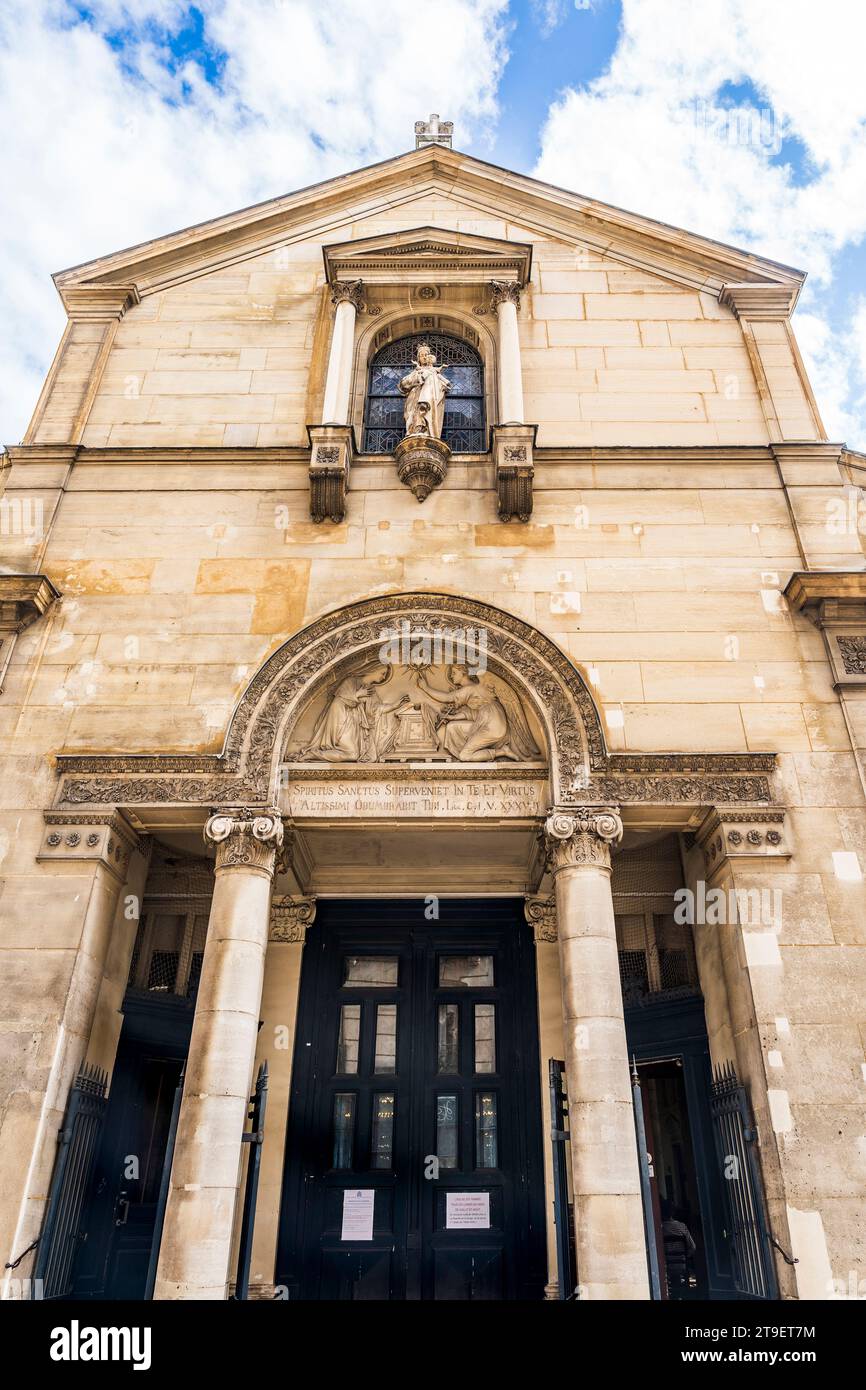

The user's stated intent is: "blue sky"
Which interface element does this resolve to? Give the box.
[2,0,865,445]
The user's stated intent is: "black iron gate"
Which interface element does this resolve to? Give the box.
[710,1062,778,1299]
[32,1063,108,1299]
[548,1059,576,1300]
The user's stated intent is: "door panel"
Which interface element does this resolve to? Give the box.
[278,899,546,1301]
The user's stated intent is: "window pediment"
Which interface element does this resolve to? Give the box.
[322,226,532,287]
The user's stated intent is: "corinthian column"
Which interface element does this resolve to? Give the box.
[322,279,366,424]
[543,807,649,1300]
[489,279,525,424]
[154,807,284,1301]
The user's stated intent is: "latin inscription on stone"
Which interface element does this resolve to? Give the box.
[282,777,546,819]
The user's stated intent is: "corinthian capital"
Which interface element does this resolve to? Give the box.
[330,278,366,312]
[489,279,522,312]
[543,805,623,872]
[204,806,284,876]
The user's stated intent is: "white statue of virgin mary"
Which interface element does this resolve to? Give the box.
[399,343,451,439]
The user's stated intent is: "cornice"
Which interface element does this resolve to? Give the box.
[784,570,866,615]
[57,284,141,320]
[51,147,803,306]
[0,574,62,632]
[719,282,800,320]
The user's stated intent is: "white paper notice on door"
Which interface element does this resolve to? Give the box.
[445,1192,490,1229]
[341,1188,375,1241]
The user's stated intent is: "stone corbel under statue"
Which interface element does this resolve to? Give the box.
[492,423,536,522]
[307,424,354,523]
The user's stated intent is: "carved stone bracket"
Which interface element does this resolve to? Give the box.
[269,895,316,943]
[543,805,623,872]
[308,424,353,523]
[204,806,284,876]
[38,809,141,881]
[492,424,535,522]
[393,433,450,502]
[784,571,866,688]
[697,805,789,876]
[0,574,61,632]
[524,894,557,942]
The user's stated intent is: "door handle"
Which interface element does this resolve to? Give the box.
[114,1191,130,1227]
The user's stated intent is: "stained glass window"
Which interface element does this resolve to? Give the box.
[363,332,486,454]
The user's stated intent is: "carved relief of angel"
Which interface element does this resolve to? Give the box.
[410,665,540,762]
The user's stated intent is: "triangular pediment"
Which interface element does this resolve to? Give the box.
[322,226,531,286]
[52,144,805,314]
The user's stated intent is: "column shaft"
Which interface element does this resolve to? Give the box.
[321,281,364,424]
[490,281,525,424]
[154,809,283,1300]
[545,808,649,1300]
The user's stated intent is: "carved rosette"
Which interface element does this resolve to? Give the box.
[38,810,141,881]
[543,805,623,872]
[393,434,451,502]
[205,806,284,876]
[270,895,317,943]
[697,806,788,876]
[524,895,557,942]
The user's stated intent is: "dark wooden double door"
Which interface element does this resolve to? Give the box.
[278,900,546,1301]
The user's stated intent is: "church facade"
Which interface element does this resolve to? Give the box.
[2,121,865,1303]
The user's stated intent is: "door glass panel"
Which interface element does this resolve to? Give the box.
[374,1004,397,1073]
[437,1004,459,1073]
[436,1094,459,1170]
[332,1093,356,1169]
[343,955,398,987]
[371,1093,396,1169]
[438,955,494,988]
[474,1004,496,1073]
[475,1093,498,1169]
[336,1004,361,1074]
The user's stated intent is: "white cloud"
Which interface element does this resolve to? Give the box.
[535,0,866,446]
[0,0,509,441]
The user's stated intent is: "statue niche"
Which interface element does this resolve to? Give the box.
[285,659,543,766]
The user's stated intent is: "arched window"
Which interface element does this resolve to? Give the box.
[363,332,485,454]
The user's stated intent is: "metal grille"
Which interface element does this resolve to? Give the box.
[126,845,213,1001]
[33,1064,108,1299]
[710,1062,778,1299]
[363,332,486,454]
[613,834,699,1004]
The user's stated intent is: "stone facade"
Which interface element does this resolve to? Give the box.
[1,141,865,1303]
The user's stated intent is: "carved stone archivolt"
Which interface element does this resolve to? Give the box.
[52,594,777,812]
[204,806,284,876]
[269,895,316,942]
[543,806,623,872]
[524,894,557,942]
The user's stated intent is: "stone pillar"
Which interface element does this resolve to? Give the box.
[490,280,524,424]
[543,806,649,1300]
[154,807,283,1301]
[321,280,365,424]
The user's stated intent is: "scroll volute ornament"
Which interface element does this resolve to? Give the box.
[543,806,623,870]
[205,807,284,874]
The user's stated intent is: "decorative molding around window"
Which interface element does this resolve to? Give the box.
[363,331,485,454]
